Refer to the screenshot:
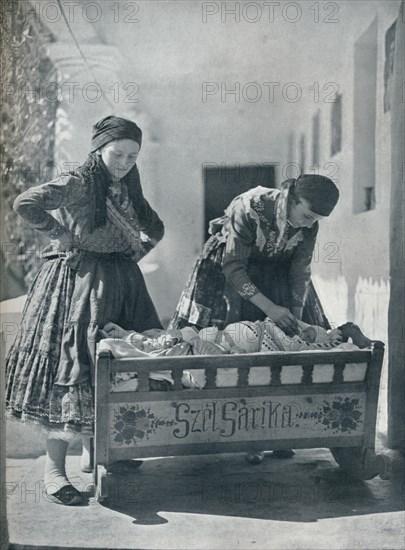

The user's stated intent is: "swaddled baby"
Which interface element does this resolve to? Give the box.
[198,319,341,353]
[197,319,347,386]
[101,319,370,389]
[99,324,225,391]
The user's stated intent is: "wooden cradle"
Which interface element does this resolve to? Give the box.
[94,341,389,501]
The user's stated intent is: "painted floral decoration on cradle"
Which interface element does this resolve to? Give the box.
[112,404,175,445]
[319,397,363,432]
[297,396,363,434]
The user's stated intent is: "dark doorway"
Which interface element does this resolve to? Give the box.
[203,163,276,240]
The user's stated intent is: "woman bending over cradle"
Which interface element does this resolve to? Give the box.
[170,174,340,336]
[170,174,339,457]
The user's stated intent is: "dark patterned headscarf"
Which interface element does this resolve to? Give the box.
[73,116,144,232]
[76,152,143,232]
[91,115,142,152]
[292,174,339,216]
[275,174,339,248]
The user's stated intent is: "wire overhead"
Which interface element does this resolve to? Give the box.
[56,0,116,110]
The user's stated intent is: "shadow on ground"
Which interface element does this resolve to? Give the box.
[6,445,404,550]
[99,448,404,525]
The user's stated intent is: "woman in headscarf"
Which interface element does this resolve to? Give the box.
[5,115,164,504]
[170,175,339,337]
[170,174,339,460]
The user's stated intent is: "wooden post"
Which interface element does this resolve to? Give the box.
[364,342,385,450]
[388,0,405,451]
[94,349,111,501]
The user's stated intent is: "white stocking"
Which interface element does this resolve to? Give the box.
[81,436,93,472]
[44,437,70,495]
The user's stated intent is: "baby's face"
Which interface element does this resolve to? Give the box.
[130,333,148,350]
[141,338,156,352]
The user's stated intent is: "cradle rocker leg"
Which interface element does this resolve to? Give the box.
[330,447,391,480]
[95,465,108,502]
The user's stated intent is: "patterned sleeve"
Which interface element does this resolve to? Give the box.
[288,222,318,307]
[222,197,260,299]
[13,174,85,239]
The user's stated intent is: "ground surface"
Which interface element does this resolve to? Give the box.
[6,444,404,550]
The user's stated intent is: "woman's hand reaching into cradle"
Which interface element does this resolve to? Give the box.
[267,305,299,336]
[249,292,299,336]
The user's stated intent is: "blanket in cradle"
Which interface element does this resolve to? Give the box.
[99,319,366,391]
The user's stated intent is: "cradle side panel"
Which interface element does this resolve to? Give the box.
[106,349,374,462]
[108,390,367,449]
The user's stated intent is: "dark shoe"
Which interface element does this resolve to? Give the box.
[272,449,295,459]
[46,485,84,506]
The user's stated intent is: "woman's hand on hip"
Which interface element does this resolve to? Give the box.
[50,230,72,249]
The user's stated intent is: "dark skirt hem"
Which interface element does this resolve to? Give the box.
[6,410,94,438]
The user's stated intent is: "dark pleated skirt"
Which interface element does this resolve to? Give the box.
[5,251,162,436]
[170,236,330,331]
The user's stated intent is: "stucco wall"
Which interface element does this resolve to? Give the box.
[301,3,399,432]
[303,4,396,343]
